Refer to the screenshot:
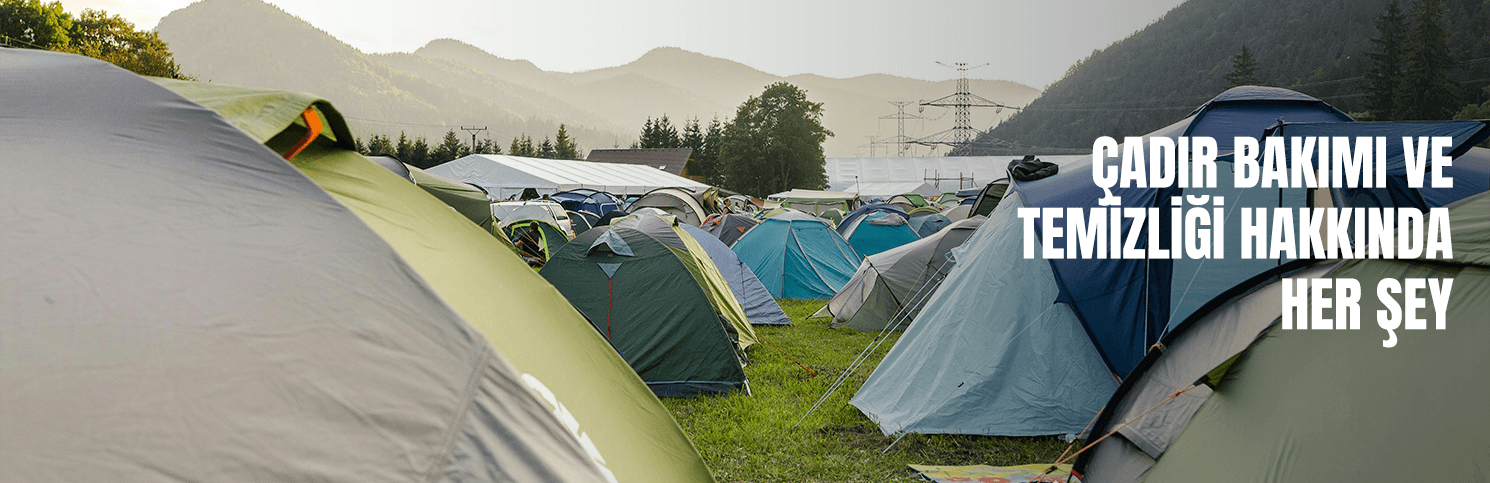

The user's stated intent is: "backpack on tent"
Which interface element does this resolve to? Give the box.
[541,215,757,396]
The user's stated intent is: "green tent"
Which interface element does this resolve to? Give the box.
[155,78,714,482]
[407,164,497,231]
[541,215,754,396]
[504,218,571,267]
[1075,191,1490,483]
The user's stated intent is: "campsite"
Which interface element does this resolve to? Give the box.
[6,0,1490,481]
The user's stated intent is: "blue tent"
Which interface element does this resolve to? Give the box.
[681,224,791,325]
[839,211,921,257]
[852,86,1365,437]
[732,212,862,299]
[550,188,622,217]
[836,203,908,236]
[907,213,951,237]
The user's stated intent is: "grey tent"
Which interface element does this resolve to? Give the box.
[702,213,760,246]
[1075,192,1490,483]
[0,49,607,482]
[681,224,791,325]
[811,217,985,331]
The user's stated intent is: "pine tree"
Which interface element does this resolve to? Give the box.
[700,117,725,186]
[408,137,432,168]
[1224,44,1262,87]
[1365,1,1410,121]
[639,115,681,148]
[366,134,394,156]
[432,129,466,164]
[553,124,580,160]
[538,137,557,159]
[395,132,413,162]
[510,134,538,157]
[1401,0,1457,120]
[473,138,500,155]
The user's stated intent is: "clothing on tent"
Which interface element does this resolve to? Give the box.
[3,49,612,483]
[155,73,712,483]
[1006,155,1059,181]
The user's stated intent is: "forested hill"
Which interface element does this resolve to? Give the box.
[971,0,1490,153]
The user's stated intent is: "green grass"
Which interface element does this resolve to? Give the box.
[663,299,1069,482]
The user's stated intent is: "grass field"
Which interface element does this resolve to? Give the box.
[662,299,1069,483]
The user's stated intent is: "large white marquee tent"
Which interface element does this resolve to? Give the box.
[826,157,1014,193]
[428,155,708,199]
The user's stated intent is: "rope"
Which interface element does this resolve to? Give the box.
[1036,384,1200,480]
[758,333,816,377]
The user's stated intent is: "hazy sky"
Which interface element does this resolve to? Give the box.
[68,0,1186,88]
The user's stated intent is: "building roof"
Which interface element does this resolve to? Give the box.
[588,148,693,175]
[426,154,708,198]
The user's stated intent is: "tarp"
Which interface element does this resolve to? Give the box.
[732,211,863,299]
[428,154,708,199]
[681,224,792,325]
[156,73,712,482]
[3,49,609,482]
[813,216,985,331]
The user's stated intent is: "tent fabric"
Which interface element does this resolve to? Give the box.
[367,154,415,181]
[837,203,910,236]
[551,188,623,217]
[427,154,707,199]
[839,211,922,257]
[1266,120,1490,210]
[766,189,860,214]
[842,181,940,200]
[541,218,750,397]
[158,74,712,482]
[940,203,973,221]
[681,224,792,326]
[908,213,952,237]
[966,179,1010,218]
[733,212,863,299]
[405,164,499,233]
[851,194,1118,436]
[504,219,570,265]
[813,217,985,331]
[6,50,610,482]
[630,188,714,226]
[702,213,760,246]
[1079,193,1490,483]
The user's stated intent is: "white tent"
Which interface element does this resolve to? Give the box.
[428,154,708,199]
[825,157,1012,193]
[841,181,939,201]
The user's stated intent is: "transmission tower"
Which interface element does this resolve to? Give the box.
[858,135,883,157]
[915,62,1021,149]
[879,101,924,157]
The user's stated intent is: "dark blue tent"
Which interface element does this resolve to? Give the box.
[550,188,622,217]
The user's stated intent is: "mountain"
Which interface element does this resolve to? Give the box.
[155,0,1039,157]
[974,0,1490,154]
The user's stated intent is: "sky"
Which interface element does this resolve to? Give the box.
[67,0,1187,89]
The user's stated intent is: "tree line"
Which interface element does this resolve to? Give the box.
[356,124,582,169]
[2,0,189,79]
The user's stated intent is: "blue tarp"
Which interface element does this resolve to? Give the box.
[551,188,622,216]
[681,224,791,325]
[733,212,862,299]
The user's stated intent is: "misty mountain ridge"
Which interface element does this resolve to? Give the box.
[156,0,1039,157]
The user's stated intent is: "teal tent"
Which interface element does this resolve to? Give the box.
[838,211,921,257]
[732,211,862,299]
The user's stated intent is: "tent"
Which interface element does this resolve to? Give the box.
[820,208,846,227]
[681,224,792,326]
[732,211,863,299]
[1077,196,1490,482]
[404,164,499,233]
[838,210,921,257]
[836,203,909,236]
[850,86,1371,438]
[702,213,760,246]
[427,154,707,199]
[153,72,713,481]
[965,179,1010,219]
[541,215,754,396]
[504,219,571,266]
[812,216,986,331]
[2,49,612,482]
[551,187,624,217]
[885,193,930,211]
[841,181,939,201]
[367,154,415,181]
[940,203,972,221]
[629,187,717,226]
[907,213,952,237]
[767,189,861,215]
[569,209,597,235]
